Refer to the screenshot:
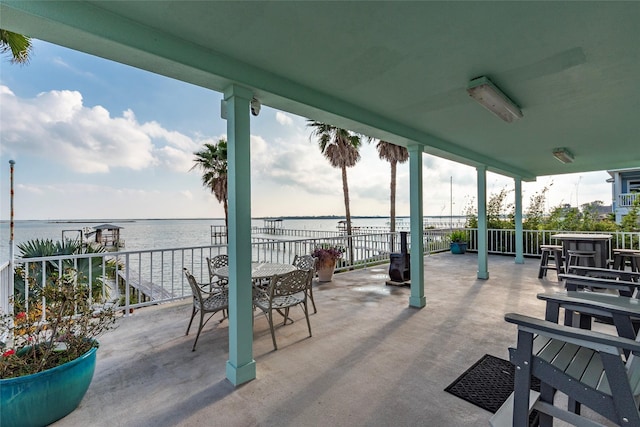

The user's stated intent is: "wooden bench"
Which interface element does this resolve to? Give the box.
[566,266,640,283]
[559,273,639,298]
[538,291,640,357]
[491,313,640,427]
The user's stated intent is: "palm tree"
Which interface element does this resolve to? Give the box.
[14,238,116,306]
[191,139,229,232]
[1,28,32,64]
[307,120,362,264]
[375,141,409,233]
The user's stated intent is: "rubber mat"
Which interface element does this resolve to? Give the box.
[444,354,540,414]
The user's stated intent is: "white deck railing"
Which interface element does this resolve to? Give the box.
[1,230,450,316]
[3,228,637,317]
[464,229,640,255]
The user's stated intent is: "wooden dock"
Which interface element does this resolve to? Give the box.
[117,269,174,301]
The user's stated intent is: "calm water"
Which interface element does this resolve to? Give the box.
[0,216,464,262]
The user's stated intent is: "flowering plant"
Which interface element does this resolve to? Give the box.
[1,268,116,379]
[312,244,346,268]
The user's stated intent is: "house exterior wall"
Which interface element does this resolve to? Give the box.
[609,168,640,224]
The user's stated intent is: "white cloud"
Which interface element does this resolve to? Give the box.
[0,79,613,220]
[0,86,206,175]
[16,184,45,195]
[275,112,293,126]
[51,56,97,80]
[0,85,14,96]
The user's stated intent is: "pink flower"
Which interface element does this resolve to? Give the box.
[16,312,26,320]
[2,349,15,357]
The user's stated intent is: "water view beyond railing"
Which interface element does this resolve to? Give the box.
[1,230,451,316]
[2,228,638,316]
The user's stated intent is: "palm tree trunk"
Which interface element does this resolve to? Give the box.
[390,160,397,233]
[390,160,397,251]
[341,166,354,266]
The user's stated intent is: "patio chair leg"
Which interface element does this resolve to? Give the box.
[192,310,206,352]
[267,310,278,350]
[303,301,312,337]
[186,306,197,335]
[539,383,555,427]
[283,307,292,325]
[308,286,317,314]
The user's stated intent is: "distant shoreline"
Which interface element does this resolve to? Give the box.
[0,215,466,224]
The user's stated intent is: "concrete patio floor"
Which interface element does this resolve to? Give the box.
[51,252,606,427]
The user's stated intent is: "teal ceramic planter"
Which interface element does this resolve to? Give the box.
[450,242,468,254]
[1,345,98,427]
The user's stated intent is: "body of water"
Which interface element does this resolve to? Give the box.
[0,216,465,262]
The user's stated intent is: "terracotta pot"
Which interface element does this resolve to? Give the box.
[317,260,336,282]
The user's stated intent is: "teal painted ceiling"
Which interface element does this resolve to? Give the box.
[1,1,639,180]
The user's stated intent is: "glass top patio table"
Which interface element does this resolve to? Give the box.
[213,262,296,280]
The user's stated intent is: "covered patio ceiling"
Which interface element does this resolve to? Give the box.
[1,1,638,181]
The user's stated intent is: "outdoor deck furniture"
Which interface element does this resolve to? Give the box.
[566,266,640,287]
[183,268,229,351]
[559,273,639,297]
[206,254,229,288]
[537,244,563,280]
[565,249,597,273]
[493,313,640,427]
[292,254,318,314]
[213,262,296,283]
[252,269,312,350]
[612,249,640,272]
[552,233,612,269]
[538,291,640,343]
[633,253,640,273]
[492,280,640,426]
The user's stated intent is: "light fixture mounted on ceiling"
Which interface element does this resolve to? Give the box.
[552,147,574,164]
[467,76,523,123]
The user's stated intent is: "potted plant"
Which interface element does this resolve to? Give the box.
[448,230,468,254]
[1,268,116,427]
[312,244,345,282]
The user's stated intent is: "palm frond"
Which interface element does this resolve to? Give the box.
[376,140,409,164]
[0,29,32,64]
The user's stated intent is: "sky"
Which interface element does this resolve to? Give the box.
[0,40,613,221]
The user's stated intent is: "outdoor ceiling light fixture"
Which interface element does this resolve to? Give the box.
[552,147,574,164]
[467,76,523,123]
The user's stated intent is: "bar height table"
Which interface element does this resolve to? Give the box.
[551,233,612,269]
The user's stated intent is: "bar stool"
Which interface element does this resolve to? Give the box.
[538,244,564,279]
[631,252,640,273]
[566,250,596,273]
[612,248,640,270]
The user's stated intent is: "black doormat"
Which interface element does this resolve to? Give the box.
[444,354,540,414]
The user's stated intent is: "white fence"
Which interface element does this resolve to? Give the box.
[462,228,640,256]
[3,227,637,317]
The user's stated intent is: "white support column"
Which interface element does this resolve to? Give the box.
[408,145,426,308]
[476,165,489,279]
[223,85,256,386]
[514,177,524,264]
